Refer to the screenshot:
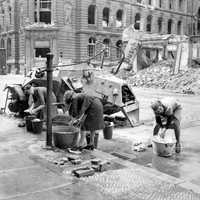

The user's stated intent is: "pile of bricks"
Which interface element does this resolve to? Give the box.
[126,60,200,95]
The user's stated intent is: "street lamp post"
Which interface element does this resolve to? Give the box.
[46,53,54,147]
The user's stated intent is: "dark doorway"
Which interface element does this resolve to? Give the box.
[35,48,50,58]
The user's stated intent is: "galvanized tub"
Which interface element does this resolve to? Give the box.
[53,125,79,149]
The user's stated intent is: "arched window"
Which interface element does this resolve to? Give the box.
[7,38,11,58]
[177,21,182,35]
[169,0,173,9]
[197,8,200,34]
[134,13,141,30]
[88,5,96,25]
[1,39,5,48]
[148,0,152,5]
[102,7,109,27]
[87,37,96,57]
[116,40,122,58]
[159,0,162,8]
[2,9,5,26]
[158,17,162,33]
[168,19,173,34]
[103,38,110,58]
[8,6,12,24]
[116,9,123,28]
[146,15,152,32]
[179,0,183,10]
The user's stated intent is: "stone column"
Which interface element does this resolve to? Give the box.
[36,0,40,22]
[52,0,56,24]
[140,11,147,32]
[25,36,31,72]
[151,14,157,33]
[52,38,57,64]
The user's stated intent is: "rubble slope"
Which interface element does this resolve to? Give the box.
[121,60,200,95]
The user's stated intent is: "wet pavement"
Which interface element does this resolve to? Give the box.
[98,124,200,187]
[0,114,200,199]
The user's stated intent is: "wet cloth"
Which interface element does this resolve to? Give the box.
[32,87,57,120]
[69,93,104,131]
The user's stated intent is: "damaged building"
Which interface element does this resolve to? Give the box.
[0,0,198,74]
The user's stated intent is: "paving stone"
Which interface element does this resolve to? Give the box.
[0,153,37,171]
[8,182,110,200]
[0,166,69,199]
[82,168,200,200]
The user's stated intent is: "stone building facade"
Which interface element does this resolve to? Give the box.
[0,0,196,73]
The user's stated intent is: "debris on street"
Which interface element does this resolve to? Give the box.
[118,60,200,95]
[132,141,147,152]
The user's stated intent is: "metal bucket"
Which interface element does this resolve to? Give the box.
[32,119,43,134]
[152,136,176,157]
[53,125,79,149]
[25,115,36,132]
[103,121,114,140]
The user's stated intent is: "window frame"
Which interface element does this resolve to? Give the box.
[102,7,110,27]
[87,37,96,57]
[177,20,182,35]
[135,13,141,30]
[116,40,122,58]
[88,5,96,25]
[158,17,162,33]
[146,15,152,32]
[103,38,110,58]
[7,38,12,58]
[168,19,173,34]
[34,0,52,24]
[116,9,123,28]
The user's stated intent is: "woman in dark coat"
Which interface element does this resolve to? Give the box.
[63,91,104,150]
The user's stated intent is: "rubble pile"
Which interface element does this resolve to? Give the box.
[127,60,200,95]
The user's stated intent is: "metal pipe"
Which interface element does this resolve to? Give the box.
[46,53,54,147]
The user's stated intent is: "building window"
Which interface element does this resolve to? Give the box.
[146,15,152,32]
[87,37,96,57]
[116,9,123,28]
[1,39,5,48]
[137,0,142,3]
[197,8,200,34]
[179,0,183,10]
[168,19,173,34]
[116,40,122,58]
[169,0,173,9]
[8,6,12,24]
[135,13,141,30]
[34,0,51,24]
[7,38,11,58]
[177,21,182,35]
[158,17,162,33]
[102,7,110,27]
[103,38,110,58]
[159,0,162,8]
[2,9,5,26]
[88,5,96,25]
[148,0,152,5]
